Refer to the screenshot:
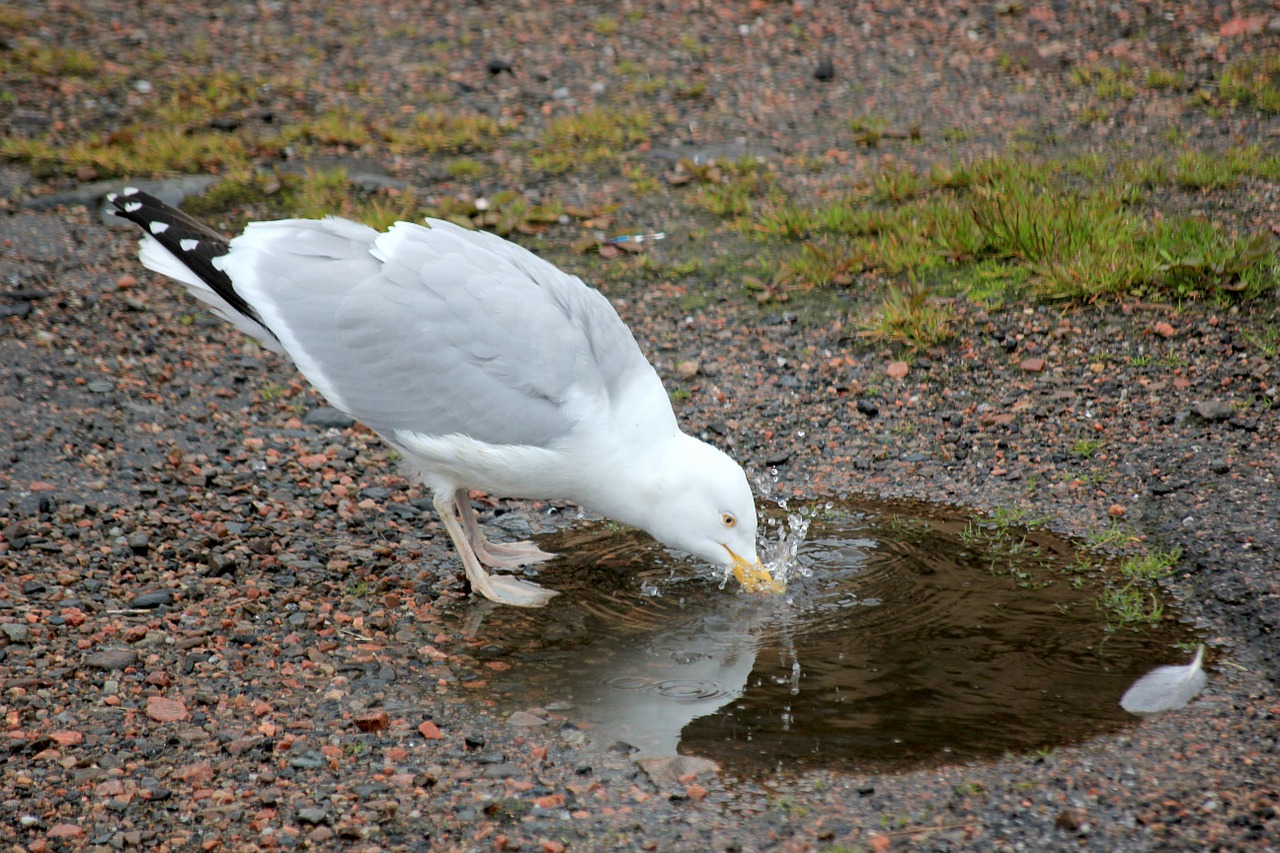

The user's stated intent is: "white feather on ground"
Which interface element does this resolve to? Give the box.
[1120,645,1208,714]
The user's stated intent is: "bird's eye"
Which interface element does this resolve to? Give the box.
[722,513,736,528]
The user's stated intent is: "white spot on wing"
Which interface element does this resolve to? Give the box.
[122,186,140,195]
[179,238,200,252]
[124,201,142,212]
[149,221,170,235]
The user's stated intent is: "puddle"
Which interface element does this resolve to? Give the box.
[442,499,1199,776]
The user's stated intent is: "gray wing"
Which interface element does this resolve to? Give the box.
[219,217,652,447]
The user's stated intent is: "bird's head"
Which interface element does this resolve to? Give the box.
[640,435,784,594]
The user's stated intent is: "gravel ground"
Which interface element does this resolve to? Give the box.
[2,1,1279,851]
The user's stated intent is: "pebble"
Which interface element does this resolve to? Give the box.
[1020,357,1046,373]
[1,623,32,644]
[86,649,138,670]
[127,531,150,555]
[1191,400,1234,421]
[296,808,331,825]
[289,751,327,769]
[507,710,550,727]
[129,590,174,609]
[303,406,356,429]
[145,696,188,722]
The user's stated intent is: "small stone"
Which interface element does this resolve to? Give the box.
[1191,400,1233,422]
[637,755,719,788]
[764,450,792,467]
[856,399,879,418]
[676,360,700,380]
[1153,321,1176,338]
[1055,808,1087,830]
[1108,504,1125,517]
[418,720,443,740]
[297,808,330,826]
[1,623,31,644]
[86,649,138,670]
[813,57,835,80]
[129,590,174,609]
[146,696,188,722]
[354,710,390,733]
[885,361,909,379]
[47,823,84,840]
[174,762,214,785]
[1020,357,1046,373]
[127,532,150,556]
[299,453,329,469]
[507,710,549,727]
[289,751,326,769]
[303,407,356,429]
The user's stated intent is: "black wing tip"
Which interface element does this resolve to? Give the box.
[108,187,273,336]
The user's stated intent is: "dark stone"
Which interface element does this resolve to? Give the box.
[128,590,175,609]
[127,532,150,556]
[856,399,879,418]
[764,451,792,467]
[303,406,356,429]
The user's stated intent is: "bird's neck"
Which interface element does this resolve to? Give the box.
[569,429,698,532]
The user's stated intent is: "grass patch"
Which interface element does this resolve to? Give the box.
[183,168,427,232]
[1143,66,1185,90]
[530,108,654,174]
[859,285,956,349]
[1094,546,1180,630]
[0,39,98,78]
[1119,546,1181,582]
[393,111,508,154]
[688,151,1277,315]
[1220,54,1280,113]
[1,125,252,179]
[1071,63,1137,100]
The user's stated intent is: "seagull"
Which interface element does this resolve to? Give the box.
[108,188,781,607]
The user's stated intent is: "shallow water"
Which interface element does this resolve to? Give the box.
[443,499,1198,776]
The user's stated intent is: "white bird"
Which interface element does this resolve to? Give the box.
[109,188,780,607]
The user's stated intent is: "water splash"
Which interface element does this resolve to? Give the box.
[761,510,813,587]
[750,471,815,588]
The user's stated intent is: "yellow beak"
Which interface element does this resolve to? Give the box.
[727,547,786,594]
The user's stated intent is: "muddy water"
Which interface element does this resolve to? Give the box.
[444,499,1199,776]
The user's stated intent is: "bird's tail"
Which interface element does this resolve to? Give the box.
[108,187,284,353]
